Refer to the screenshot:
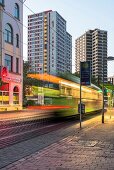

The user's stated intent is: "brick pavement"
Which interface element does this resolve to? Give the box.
[1,110,114,170]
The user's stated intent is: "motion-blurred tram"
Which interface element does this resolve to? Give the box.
[25,73,103,118]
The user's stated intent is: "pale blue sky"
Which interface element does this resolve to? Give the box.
[23,0,114,76]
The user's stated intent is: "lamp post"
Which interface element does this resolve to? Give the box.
[102,56,114,123]
[107,56,114,61]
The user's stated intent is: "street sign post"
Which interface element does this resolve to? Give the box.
[81,61,91,86]
[80,61,91,128]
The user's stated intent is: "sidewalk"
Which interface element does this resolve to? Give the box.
[1,109,114,170]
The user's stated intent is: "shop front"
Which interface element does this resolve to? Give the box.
[0,67,22,111]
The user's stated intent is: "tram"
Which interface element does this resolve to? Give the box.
[25,73,103,118]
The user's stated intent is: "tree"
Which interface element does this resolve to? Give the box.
[23,61,41,106]
[73,72,80,78]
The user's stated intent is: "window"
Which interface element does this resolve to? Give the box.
[16,34,19,47]
[13,86,19,104]
[52,21,54,27]
[14,3,19,19]
[4,54,13,72]
[44,44,47,49]
[5,24,13,44]
[16,58,19,73]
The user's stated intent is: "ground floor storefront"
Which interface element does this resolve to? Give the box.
[0,67,22,111]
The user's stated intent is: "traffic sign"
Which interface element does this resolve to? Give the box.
[81,61,91,86]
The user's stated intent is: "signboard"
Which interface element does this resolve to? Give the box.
[81,61,91,86]
[1,67,22,83]
[1,67,8,77]
[2,76,22,83]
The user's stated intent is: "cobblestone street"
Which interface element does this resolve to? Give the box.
[1,110,114,170]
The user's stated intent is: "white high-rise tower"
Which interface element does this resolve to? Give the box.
[28,10,72,75]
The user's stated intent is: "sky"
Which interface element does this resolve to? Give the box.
[23,0,114,76]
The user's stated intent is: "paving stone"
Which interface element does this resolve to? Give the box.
[1,112,114,169]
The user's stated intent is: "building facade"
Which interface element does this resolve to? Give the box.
[0,0,23,111]
[28,10,72,75]
[75,29,107,83]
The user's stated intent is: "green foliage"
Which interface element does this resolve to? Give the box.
[99,84,114,96]
[73,72,80,78]
[104,84,114,90]
[23,61,41,105]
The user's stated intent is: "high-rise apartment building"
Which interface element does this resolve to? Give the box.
[28,10,72,75]
[0,0,23,110]
[75,29,107,83]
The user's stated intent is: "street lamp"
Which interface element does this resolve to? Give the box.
[107,56,114,61]
[102,56,114,123]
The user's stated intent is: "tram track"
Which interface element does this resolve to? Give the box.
[0,116,78,149]
[0,119,52,137]
[0,111,101,150]
[0,115,55,148]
